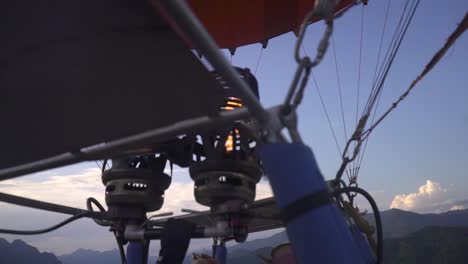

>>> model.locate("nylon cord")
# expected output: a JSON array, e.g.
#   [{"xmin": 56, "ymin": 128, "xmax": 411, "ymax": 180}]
[
  {"xmin": 303, "ymin": 44, "xmax": 343, "ymax": 158},
  {"xmin": 351, "ymin": 5, "xmax": 366, "ymax": 177},
  {"xmin": 365, "ymin": 0, "xmax": 415, "ymax": 116},
  {"xmin": 355, "ymin": 5, "xmax": 365, "ymax": 128},
  {"xmin": 331, "ymin": 35, "xmax": 349, "ymax": 152},
  {"xmin": 362, "ymin": 0, "xmax": 392, "ymax": 116},
  {"xmin": 362, "ymin": 12, "xmax": 467, "ymax": 142},
  {"xmin": 356, "ymin": 0, "xmax": 421, "ymax": 172},
  {"xmin": 352, "ymin": 0, "xmax": 418, "ymax": 176},
  {"xmin": 355, "ymin": 0, "xmax": 397, "ymax": 170},
  {"xmin": 336, "ymin": 0, "xmax": 421, "ymax": 183},
  {"xmin": 254, "ymin": 46, "xmax": 264, "ymax": 75}
]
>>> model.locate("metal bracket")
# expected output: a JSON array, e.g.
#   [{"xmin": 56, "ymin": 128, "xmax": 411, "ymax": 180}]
[
  {"xmin": 281, "ymin": 110, "xmax": 303, "ymax": 144},
  {"xmin": 263, "ymin": 106, "xmax": 302, "ymax": 144}
]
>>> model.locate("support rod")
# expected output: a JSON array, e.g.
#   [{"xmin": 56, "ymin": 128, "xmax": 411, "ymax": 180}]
[
  {"xmin": 0, "ymin": 192, "xmax": 108, "ymax": 219},
  {"xmin": 0, "ymin": 108, "xmax": 250, "ymax": 180},
  {"xmin": 155, "ymin": 0, "xmax": 270, "ymax": 127}
]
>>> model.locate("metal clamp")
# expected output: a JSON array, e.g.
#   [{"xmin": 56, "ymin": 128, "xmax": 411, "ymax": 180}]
[
  {"xmin": 281, "ymin": 109, "xmax": 303, "ymax": 144},
  {"xmin": 263, "ymin": 106, "xmax": 303, "ymax": 144},
  {"xmin": 342, "ymin": 114, "xmax": 369, "ymax": 162}
]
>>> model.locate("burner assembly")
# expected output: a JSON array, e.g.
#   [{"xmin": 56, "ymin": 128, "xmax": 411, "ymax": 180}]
[
  {"xmin": 190, "ymin": 158, "xmax": 262, "ymax": 212},
  {"xmin": 188, "ymin": 68, "xmax": 263, "ymax": 241},
  {"xmin": 101, "ymin": 155, "xmax": 172, "ymax": 221},
  {"xmin": 189, "ymin": 121, "xmax": 262, "ymax": 242},
  {"xmin": 97, "ymin": 68, "xmax": 265, "ymax": 242}
]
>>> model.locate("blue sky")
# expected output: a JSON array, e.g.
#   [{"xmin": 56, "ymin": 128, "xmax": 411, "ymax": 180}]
[
  {"xmin": 0, "ymin": 0, "xmax": 467, "ymax": 255},
  {"xmin": 227, "ymin": 0, "xmax": 467, "ymax": 207}
]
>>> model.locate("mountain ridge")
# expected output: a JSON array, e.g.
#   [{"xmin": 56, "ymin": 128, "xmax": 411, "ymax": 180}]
[
  {"xmin": 366, "ymin": 208, "xmax": 468, "ymax": 238},
  {"xmin": 383, "ymin": 226, "xmax": 468, "ymax": 264},
  {"xmin": 0, "ymin": 237, "xmax": 61, "ymax": 264}
]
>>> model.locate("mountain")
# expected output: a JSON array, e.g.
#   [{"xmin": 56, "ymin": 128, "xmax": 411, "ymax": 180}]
[
  {"xmin": 227, "ymin": 231, "xmax": 288, "ymax": 264},
  {"xmin": 366, "ymin": 208, "xmax": 468, "ymax": 238},
  {"xmin": 179, "ymin": 231, "xmax": 288, "ymax": 264},
  {"xmin": 0, "ymin": 238, "xmax": 61, "ymax": 264},
  {"xmin": 383, "ymin": 226, "xmax": 468, "ymax": 264},
  {"xmin": 59, "ymin": 248, "xmax": 120, "ymax": 264},
  {"xmin": 225, "ymin": 209, "xmax": 468, "ymax": 263},
  {"xmin": 59, "ymin": 248, "xmax": 158, "ymax": 264},
  {"xmin": 226, "ymin": 225, "xmax": 468, "ymax": 264}
]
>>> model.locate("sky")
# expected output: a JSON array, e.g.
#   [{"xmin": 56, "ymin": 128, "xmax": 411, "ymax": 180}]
[{"xmin": 0, "ymin": 0, "xmax": 467, "ymax": 256}]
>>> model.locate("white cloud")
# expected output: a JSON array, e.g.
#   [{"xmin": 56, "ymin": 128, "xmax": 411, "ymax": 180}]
[
  {"xmin": 390, "ymin": 180, "xmax": 447, "ymax": 212},
  {"xmin": 0, "ymin": 167, "xmax": 115, "ymax": 254},
  {"xmin": 0, "ymin": 168, "xmax": 105, "ymax": 209},
  {"xmin": 449, "ymin": 204, "xmax": 465, "ymax": 211},
  {"xmin": 256, "ymin": 181, "xmax": 274, "ymax": 200},
  {"xmin": 160, "ymin": 181, "xmax": 207, "ymax": 214},
  {"xmin": 0, "ymin": 166, "xmax": 274, "ymax": 215}
]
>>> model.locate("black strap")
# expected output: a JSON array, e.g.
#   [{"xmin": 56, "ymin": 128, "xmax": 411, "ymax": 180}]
[
  {"xmin": 158, "ymin": 219, "xmax": 194, "ymax": 264},
  {"xmin": 280, "ymin": 189, "xmax": 333, "ymax": 224}
]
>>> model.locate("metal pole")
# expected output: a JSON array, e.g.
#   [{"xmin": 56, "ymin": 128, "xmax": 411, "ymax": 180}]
[
  {"xmin": 156, "ymin": 0, "xmax": 270, "ymax": 127},
  {"xmin": 0, "ymin": 108, "xmax": 250, "ymax": 180},
  {"xmin": 0, "ymin": 192, "xmax": 108, "ymax": 219}
]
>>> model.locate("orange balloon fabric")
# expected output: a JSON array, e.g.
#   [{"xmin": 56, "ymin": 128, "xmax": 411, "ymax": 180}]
[{"xmin": 188, "ymin": 0, "xmax": 356, "ymax": 48}]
